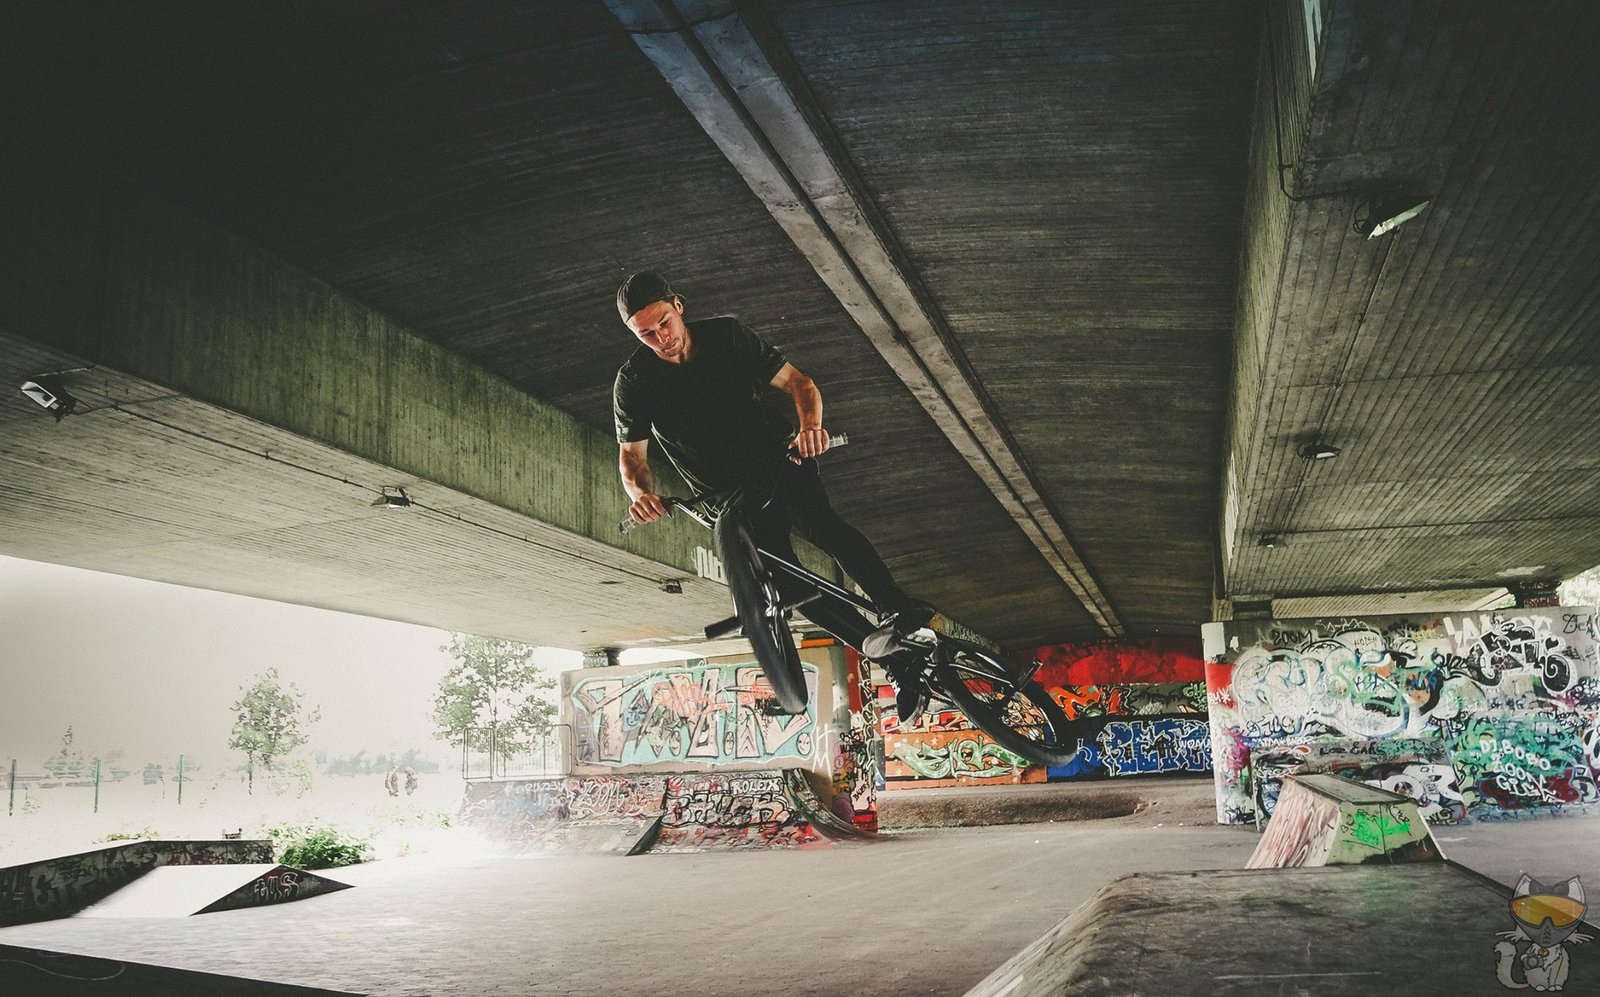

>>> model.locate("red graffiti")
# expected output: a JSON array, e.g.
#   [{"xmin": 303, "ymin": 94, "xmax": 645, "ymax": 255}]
[{"xmin": 1022, "ymin": 637, "xmax": 1205, "ymax": 686}]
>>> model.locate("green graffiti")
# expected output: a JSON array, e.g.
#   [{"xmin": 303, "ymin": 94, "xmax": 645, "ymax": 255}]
[
  {"xmin": 1347, "ymin": 809, "xmax": 1412, "ymax": 849},
  {"xmin": 894, "ymin": 738, "xmax": 1030, "ymax": 780}
]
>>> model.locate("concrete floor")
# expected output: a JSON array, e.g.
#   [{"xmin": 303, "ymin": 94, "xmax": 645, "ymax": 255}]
[{"xmin": 1, "ymin": 777, "xmax": 1596, "ymax": 996}]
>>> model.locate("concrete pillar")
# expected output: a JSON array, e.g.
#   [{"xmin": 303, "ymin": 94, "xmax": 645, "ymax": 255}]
[
  {"xmin": 1514, "ymin": 579, "xmax": 1561, "ymax": 608},
  {"xmin": 581, "ymin": 648, "xmax": 623, "ymax": 668}
]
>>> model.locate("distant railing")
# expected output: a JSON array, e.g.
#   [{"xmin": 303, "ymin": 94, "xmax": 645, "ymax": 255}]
[
  {"xmin": 5, "ymin": 756, "xmax": 194, "ymax": 815},
  {"xmin": 460, "ymin": 725, "xmax": 570, "ymax": 781}
]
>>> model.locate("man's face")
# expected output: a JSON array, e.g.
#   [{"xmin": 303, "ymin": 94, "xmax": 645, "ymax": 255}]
[{"xmin": 626, "ymin": 297, "xmax": 688, "ymax": 361}]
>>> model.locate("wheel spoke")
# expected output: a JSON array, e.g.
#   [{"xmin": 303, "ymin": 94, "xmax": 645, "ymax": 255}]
[{"xmin": 933, "ymin": 637, "xmax": 1076, "ymax": 766}]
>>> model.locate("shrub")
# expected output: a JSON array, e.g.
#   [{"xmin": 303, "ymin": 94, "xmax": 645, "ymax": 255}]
[
  {"xmin": 99, "ymin": 827, "xmax": 161, "ymax": 843},
  {"xmin": 266, "ymin": 823, "xmax": 369, "ymax": 869}
]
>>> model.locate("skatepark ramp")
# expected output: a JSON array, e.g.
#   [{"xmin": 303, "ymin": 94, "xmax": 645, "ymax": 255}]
[
  {"xmin": 79, "ymin": 863, "xmax": 351, "ymax": 917},
  {"xmin": 653, "ymin": 769, "xmax": 863, "ymax": 852},
  {"xmin": 964, "ymin": 862, "xmax": 1597, "ymax": 996},
  {"xmin": 0, "ymin": 838, "xmax": 273, "ymax": 926},
  {"xmin": 462, "ymin": 768, "xmax": 870, "ymax": 854},
  {"xmin": 1246, "ymin": 772, "xmax": 1443, "ymax": 868}
]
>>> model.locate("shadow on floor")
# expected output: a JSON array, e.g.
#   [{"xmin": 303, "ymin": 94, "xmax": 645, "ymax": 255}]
[{"xmin": 0, "ymin": 943, "xmax": 362, "ymax": 996}]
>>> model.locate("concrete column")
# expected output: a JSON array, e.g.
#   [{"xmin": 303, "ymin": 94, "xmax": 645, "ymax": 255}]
[
  {"xmin": 581, "ymin": 648, "xmax": 623, "ymax": 668},
  {"xmin": 1514, "ymin": 579, "xmax": 1561, "ymax": 608}
]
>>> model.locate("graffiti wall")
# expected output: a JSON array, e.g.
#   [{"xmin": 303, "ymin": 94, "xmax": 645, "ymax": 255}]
[
  {"xmin": 568, "ymin": 662, "xmax": 818, "ymax": 770},
  {"xmin": 1204, "ymin": 607, "xmax": 1600, "ymax": 824},
  {"xmin": 876, "ymin": 636, "xmax": 1212, "ymax": 787},
  {"xmin": 831, "ymin": 722, "xmax": 878, "ymax": 832},
  {"xmin": 556, "ymin": 651, "xmax": 879, "ymax": 834},
  {"xmin": 461, "ymin": 774, "xmax": 670, "ymax": 850},
  {"xmin": 461, "ymin": 769, "xmax": 869, "ymax": 852},
  {"xmin": 1028, "ymin": 636, "xmax": 1207, "ymax": 686},
  {"xmin": 653, "ymin": 770, "xmax": 860, "ymax": 851}
]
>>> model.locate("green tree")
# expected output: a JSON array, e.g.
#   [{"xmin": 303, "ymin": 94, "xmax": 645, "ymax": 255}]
[
  {"xmin": 1561, "ymin": 564, "xmax": 1600, "ymax": 610},
  {"xmin": 432, "ymin": 635, "xmax": 557, "ymax": 761},
  {"xmin": 229, "ymin": 668, "xmax": 320, "ymax": 795}
]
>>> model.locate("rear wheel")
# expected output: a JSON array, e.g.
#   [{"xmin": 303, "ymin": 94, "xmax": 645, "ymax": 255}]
[
  {"xmin": 716, "ymin": 514, "xmax": 808, "ymax": 713},
  {"xmin": 931, "ymin": 638, "xmax": 1080, "ymax": 765}
]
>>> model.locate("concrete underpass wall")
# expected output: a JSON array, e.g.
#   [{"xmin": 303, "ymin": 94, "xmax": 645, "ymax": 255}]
[
  {"xmin": 876, "ymin": 637, "xmax": 1211, "ymax": 787},
  {"xmin": 1204, "ymin": 607, "xmax": 1600, "ymax": 826},
  {"xmin": 0, "ymin": 179, "xmax": 704, "ymax": 578}
]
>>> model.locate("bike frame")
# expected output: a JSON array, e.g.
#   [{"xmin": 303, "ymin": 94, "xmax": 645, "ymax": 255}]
[
  {"xmin": 672, "ymin": 497, "xmax": 887, "ymax": 652},
  {"xmin": 627, "ymin": 485, "xmax": 1083, "ymax": 766}
]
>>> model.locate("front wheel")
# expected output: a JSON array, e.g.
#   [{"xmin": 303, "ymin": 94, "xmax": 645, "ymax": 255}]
[
  {"xmin": 931, "ymin": 638, "xmax": 1080, "ymax": 766},
  {"xmin": 716, "ymin": 514, "xmax": 808, "ymax": 714}
]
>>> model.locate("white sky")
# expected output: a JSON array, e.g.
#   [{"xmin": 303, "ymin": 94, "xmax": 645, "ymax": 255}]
[{"xmin": 0, "ymin": 554, "xmax": 584, "ymax": 773}]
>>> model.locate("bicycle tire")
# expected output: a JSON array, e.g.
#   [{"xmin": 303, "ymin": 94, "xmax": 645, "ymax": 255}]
[
  {"xmin": 931, "ymin": 637, "xmax": 1081, "ymax": 766},
  {"xmin": 717, "ymin": 514, "xmax": 809, "ymax": 714}
]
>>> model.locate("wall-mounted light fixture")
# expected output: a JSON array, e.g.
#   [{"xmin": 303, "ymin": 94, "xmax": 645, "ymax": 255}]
[
  {"xmin": 660, "ymin": 580, "xmax": 684, "ymax": 594},
  {"xmin": 1353, "ymin": 195, "xmax": 1431, "ymax": 239},
  {"xmin": 1297, "ymin": 442, "xmax": 1342, "ymax": 460},
  {"xmin": 371, "ymin": 487, "xmax": 412, "ymax": 509},
  {"xmin": 1258, "ymin": 535, "xmax": 1286, "ymax": 549},
  {"xmin": 19, "ymin": 376, "xmax": 79, "ymax": 422}
]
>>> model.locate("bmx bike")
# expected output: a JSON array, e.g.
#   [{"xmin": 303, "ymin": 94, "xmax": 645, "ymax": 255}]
[{"xmin": 619, "ymin": 436, "xmax": 1080, "ymax": 766}]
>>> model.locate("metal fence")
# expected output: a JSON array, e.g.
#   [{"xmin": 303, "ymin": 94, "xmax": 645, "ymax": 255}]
[
  {"xmin": 5, "ymin": 756, "xmax": 195, "ymax": 815},
  {"xmin": 460, "ymin": 725, "xmax": 570, "ymax": 781}
]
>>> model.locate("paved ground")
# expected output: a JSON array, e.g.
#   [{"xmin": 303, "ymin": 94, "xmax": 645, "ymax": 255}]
[{"xmin": 1, "ymin": 777, "xmax": 1596, "ymax": 996}]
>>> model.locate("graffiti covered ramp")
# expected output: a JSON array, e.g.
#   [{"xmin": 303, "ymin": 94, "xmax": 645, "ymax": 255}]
[
  {"xmin": 651, "ymin": 770, "xmax": 871, "ymax": 853},
  {"xmin": 77, "ymin": 864, "xmax": 351, "ymax": 917},
  {"xmin": 965, "ymin": 863, "xmax": 1600, "ymax": 997},
  {"xmin": 1247, "ymin": 773, "xmax": 1444, "ymax": 869},
  {"xmin": 463, "ymin": 770, "xmax": 874, "ymax": 854}
]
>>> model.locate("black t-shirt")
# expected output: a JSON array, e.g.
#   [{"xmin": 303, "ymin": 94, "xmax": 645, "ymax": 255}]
[{"xmin": 613, "ymin": 316, "xmax": 794, "ymax": 495}]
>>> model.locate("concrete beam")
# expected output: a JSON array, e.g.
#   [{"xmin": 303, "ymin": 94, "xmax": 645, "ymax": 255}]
[
  {"xmin": 0, "ymin": 177, "xmax": 760, "ymax": 647},
  {"xmin": 606, "ymin": 0, "xmax": 1124, "ymax": 637}
]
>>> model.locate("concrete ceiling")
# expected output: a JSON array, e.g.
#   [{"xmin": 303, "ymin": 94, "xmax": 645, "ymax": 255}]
[{"xmin": 2, "ymin": 1, "xmax": 1597, "ymax": 652}]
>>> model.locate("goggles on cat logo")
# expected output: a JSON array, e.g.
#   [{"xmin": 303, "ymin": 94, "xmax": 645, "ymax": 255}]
[{"xmin": 1512, "ymin": 894, "xmax": 1587, "ymax": 928}]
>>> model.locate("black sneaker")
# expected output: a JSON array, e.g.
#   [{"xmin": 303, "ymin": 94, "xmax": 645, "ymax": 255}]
[
  {"xmin": 893, "ymin": 599, "xmax": 938, "ymax": 635},
  {"xmin": 883, "ymin": 654, "xmax": 926, "ymax": 724},
  {"xmin": 861, "ymin": 599, "xmax": 938, "ymax": 660}
]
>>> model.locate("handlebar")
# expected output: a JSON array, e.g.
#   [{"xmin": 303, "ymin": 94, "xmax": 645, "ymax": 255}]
[{"xmin": 618, "ymin": 432, "xmax": 849, "ymax": 535}]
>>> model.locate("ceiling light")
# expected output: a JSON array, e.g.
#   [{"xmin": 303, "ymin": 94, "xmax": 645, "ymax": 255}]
[
  {"xmin": 1258, "ymin": 535, "xmax": 1286, "ymax": 549},
  {"xmin": 19, "ymin": 376, "xmax": 79, "ymax": 422},
  {"xmin": 1297, "ymin": 442, "xmax": 1341, "ymax": 460},
  {"xmin": 1354, "ymin": 196, "xmax": 1431, "ymax": 239},
  {"xmin": 660, "ymin": 580, "xmax": 683, "ymax": 594},
  {"xmin": 371, "ymin": 487, "xmax": 412, "ymax": 509}
]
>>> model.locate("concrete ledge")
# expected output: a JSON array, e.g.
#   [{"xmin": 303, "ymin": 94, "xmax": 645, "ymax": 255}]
[{"xmin": 965, "ymin": 862, "xmax": 1595, "ymax": 996}]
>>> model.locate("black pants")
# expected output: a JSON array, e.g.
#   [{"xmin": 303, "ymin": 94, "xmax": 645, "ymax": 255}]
[{"xmin": 713, "ymin": 459, "xmax": 910, "ymax": 648}]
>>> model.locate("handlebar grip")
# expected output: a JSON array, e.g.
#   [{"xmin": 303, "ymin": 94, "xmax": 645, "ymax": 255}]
[
  {"xmin": 619, "ymin": 497, "xmax": 680, "ymax": 535},
  {"xmin": 618, "ymin": 433, "xmax": 850, "ymax": 534}
]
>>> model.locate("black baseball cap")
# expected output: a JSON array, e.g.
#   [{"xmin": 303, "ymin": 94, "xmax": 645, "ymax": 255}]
[{"xmin": 616, "ymin": 271, "xmax": 680, "ymax": 322}]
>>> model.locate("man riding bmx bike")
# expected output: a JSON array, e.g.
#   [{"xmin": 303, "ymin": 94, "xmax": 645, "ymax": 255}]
[{"xmin": 613, "ymin": 270, "xmax": 934, "ymax": 719}]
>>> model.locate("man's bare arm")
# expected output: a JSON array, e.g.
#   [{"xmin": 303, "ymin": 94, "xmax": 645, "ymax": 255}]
[
  {"xmin": 770, "ymin": 362, "xmax": 829, "ymax": 459},
  {"xmin": 619, "ymin": 440, "xmax": 669, "ymax": 524}
]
